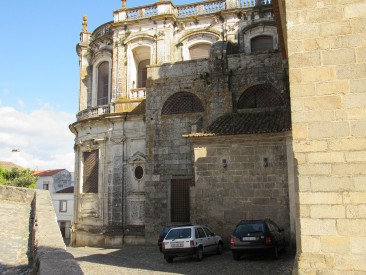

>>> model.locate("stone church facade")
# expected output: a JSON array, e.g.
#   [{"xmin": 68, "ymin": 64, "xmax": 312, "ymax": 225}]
[
  {"xmin": 70, "ymin": 0, "xmax": 294, "ymax": 248},
  {"xmin": 69, "ymin": 0, "xmax": 366, "ymax": 273}
]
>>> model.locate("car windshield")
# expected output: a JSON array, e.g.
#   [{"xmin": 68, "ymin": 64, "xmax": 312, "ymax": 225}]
[
  {"xmin": 161, "ymin": 227, "xmax": 172, "ymax": 235},
  {"xmin": 165, "ymin": 228, "xmax": 191, "ymax": 240},
  {"xmin": 235, "ymin": 223, "xmax": 265, "ymax": 235}
]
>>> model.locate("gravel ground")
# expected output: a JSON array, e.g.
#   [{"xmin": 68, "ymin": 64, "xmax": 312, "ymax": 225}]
[{"xmin": 68, "ymin": 245, "xmax": 295, "ymax": 275}]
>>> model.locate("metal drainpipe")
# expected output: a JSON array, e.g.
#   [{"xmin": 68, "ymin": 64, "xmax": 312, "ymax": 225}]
[{"xmin": 121, "ymin": 113, "xmax": 127, "ymax": 244}]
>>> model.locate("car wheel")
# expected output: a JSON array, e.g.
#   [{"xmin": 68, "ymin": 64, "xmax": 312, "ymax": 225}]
[
  {"xmin": 196, "ymin": 247, "xmax": 203, "ymax": 261},
  {"xmin": 216, "ymin": 242, "xmax": 223, "ymax": 255},
  {"xmin": 272, "ymin": 247, "xmax": 279, "ymax": 260},
  {"xmin": 164, "ymin": 255, "xmax": 173, "ymax": 263},
  {"xmin": 232, "ymin": 252, "xmax": 240, "ymax": 261}
]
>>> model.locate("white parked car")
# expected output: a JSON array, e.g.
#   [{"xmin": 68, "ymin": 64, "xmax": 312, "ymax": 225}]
[{"xmin": 162, "ymin": 225, "xmax": 223, "ymax": 263}]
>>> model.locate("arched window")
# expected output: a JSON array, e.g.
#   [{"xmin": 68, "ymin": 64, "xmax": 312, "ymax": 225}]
[
  {"xmin": 97, "ymin": 61, "xmax": 109, "ymax": 105},
  {"xmin": 251, "ymin": 36, "xmax": 273, "ymax": 52},
  {"xmin": 138, "ymin": 59, "xmax": 150, "ymax": 88},
  {"xmin": 237, "ymin": 84, "xmax": 284, "ymax": 109},
  {"xmin": 162, "ymin": 92, "xmax": 204, "ymax": 115},
  {"xmin": 189, "ymin": 43, "xmax": 211, "ymax": 60}
]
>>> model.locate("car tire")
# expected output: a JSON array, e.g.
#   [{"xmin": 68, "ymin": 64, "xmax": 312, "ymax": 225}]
[
  {"xmin": 164, "ymin": 255, "xmax": 173, "ymax": 263},
  {"xmin": 216, "ymin": 242, "xmax": 223, "ymax": 255},
  {"xmin": 196, "ymin": 247, "xmax": 203, "ymax": 261},
  {"xmin": 272, "ymin": 247, "xmax": 279, "ymax": 260},
  {"xmin": 232, "ymin": 252, "xmax": 240, "ymax": 261}
]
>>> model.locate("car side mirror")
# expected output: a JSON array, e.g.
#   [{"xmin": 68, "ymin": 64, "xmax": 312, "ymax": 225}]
[{"xmin": 211, "ymin": 233, "xmax": 215, "ymax": 236}]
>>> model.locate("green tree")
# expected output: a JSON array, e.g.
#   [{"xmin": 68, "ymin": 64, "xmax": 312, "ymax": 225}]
[{"xmin": 0, "ymin": 166, "xmax": 37, "ymax": 188}]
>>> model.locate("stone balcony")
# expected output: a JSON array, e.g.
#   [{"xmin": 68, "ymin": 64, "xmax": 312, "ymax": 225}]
[
  {"xmin": 76, "ymin": 88, "xmax": 146, "ymax": 121},
  {"xmin": 114, "ymin": 0, "xmax": 272, "ymax": 22}
]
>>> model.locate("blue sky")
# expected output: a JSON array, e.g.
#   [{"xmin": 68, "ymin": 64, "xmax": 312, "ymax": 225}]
[{"xmin": 0, "ymin": 0, "xmax": 196, "ymax": 171}]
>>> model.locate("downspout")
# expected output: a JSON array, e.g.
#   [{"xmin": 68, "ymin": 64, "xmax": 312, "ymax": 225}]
[
  {"xmin": 69, "ymin": 124, "xmax": 79, "ymax": 246},
  {"xmin": 121, "ymin": 113, "xmax": 128, "ymax": 243}
]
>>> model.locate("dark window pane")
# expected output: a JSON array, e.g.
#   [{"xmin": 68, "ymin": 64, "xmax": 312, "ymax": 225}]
[
  {"xmin": 251, "ymin": 35, "xmax": 273, "ymax": 52},
  {"xmin": 97, "ymin": 62, "xmax": 109, "ymax": 105},
  {"xmin": 138, "ymin": 59, "xmax": 150, "ymax": 88},
  {"xmin": 135, "ymin": 166, "xmax": 144, "ymax": 180}
]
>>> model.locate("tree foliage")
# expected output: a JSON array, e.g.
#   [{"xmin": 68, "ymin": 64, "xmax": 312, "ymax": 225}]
[{"xmin": 0, "ymin": 166, "xmax": 37, "ymax": 188}]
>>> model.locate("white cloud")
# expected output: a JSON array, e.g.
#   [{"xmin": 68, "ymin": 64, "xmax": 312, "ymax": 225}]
[{"xmin": 0, "ymin": 105, "xmax": 75, "ymax": 171}]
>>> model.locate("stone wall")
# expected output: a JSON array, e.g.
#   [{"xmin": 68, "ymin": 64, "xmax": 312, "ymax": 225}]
[
  {"xmin": 190, "ymin": 133, "xmax": 291, "ymax": 242},
  {"xmin": 286, "ymin": 0, "xmax": 366, "ymax": 273},
  {"xmin": 0, "ymin": 185, "xmax": 82, "ymax": 274},
  {"xmin": 144, "ymin": 50, "xmax": 288, "ymax": 242}
]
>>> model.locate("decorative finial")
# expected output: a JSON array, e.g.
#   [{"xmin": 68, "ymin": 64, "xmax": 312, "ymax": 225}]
[
  {"xmin": 82, "ymin": 16, "xmax": 88, "ymax": 33},
  {"xmin": 122, "ymin": 0, "xmax": 127, "ymax": 9}
]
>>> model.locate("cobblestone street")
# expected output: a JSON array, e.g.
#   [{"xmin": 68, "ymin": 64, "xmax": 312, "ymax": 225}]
[{"xmin": 68, "ymin": 245, "xmax": 295, "ymax": 275}]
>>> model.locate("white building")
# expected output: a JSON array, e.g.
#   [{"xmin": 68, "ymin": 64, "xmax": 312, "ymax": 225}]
[{"xmin": 33, "ymin": 169, "xmax": 74, "ymax": 238}]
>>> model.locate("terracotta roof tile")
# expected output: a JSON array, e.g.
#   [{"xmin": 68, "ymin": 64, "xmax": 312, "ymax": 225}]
[
  {"xmin": 181, "ymin": 109, "xmax": 292, "ymax": 138},
  {"xmin": 32, "ymin": 169, "xmax": 66, "ymax": 177},
  {"xmin": 205, "ymin": 109, "xmax": 291, "ymax": 136}
]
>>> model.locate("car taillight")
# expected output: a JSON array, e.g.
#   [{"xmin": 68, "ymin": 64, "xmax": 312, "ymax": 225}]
[
  {"xmin": 265, "ymin": 236, "xmax": 272, "ymax": 245},
  {"xmin": 230, "ymin": 236, "xmax": 235, "ymax": 247},
  {"xmin": 162, "ymin": 242, "xmax": 165, "ymax": 250},
  {"xmin": 190, "ymin": 240, "xmax": 195, "ymax": 247}
]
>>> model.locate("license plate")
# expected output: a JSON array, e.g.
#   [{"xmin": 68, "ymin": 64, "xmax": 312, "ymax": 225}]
[
  {"xmin": 242, "ymin": 237, "xmax": 256, "ymax": 241},
  {"xmin": 171, "ymin": 242, "xmax": 184, "ymax": 248}
]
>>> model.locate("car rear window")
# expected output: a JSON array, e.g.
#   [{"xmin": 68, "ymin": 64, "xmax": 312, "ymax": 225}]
[
  {"xmin": 165, "ymin": 228, "xmax": 191, "ymax": 240},
  {"xmin": 234, "ymin": 223, "xmax": 265, "ymax": 235}
]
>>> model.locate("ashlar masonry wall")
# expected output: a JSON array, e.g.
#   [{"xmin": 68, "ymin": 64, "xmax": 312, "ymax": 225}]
[
  {"xmin": 190, "ymin": 133, "xmax": 291, "ymax": 242},
  {"xmin": 286, "ymin": 0, "xmax": 366, "ymax": 273},
  {"xmin": 144, "ymin": 49, "xmax": 288, "ymax": 242}
]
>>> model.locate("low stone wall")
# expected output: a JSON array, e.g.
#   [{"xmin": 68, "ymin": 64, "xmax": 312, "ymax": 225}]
[{"xmin": 0, "ymin": 186, "xmax": 83, "ymax": 274}]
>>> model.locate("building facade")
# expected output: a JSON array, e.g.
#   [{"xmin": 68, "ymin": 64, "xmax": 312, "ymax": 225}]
[
  {"xmin": 70, "ymin": 0, "xmax": 294, "ymax": 247},
  {"xmin": 69, "ymin": 0, "xmax": 366, "ymax": 273},
  {"xmin": 33, "ymin": 169, "xmax": 74, "ymax": 238},
  {"xmin": 281, "ymin": 0, "xmax": 366, "ymax": 273}
]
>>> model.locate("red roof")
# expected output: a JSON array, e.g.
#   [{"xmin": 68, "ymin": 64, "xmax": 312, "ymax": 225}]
[{"xmin": 32, "ymin": 169, "xmax": 66, "ymax": 177}]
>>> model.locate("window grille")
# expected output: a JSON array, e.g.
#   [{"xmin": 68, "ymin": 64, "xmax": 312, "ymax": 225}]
[
  {"xmin": 237, "ymin": 84, "xmax": 284, "ymax": 109},
  {"xmin": 171, "ymin": 179, "xmax": 191, "ymax": 222},
  {"xmin": 162, "ymin": 92, "xmax": 204, "ymax": 115},
  {"xmin": 83, "ymin": 150, "xmax": 99, "ymax": 193}
]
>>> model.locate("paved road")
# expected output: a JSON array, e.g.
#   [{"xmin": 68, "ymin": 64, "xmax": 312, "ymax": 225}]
[{"xmin": 68, "ymin": 245, "xmax": 295, "ymax": 275}]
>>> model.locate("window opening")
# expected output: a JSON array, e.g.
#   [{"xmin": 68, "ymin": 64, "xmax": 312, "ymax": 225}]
[
  {"xmin": 97, "ymin": 61, "xmax": 109, "ymax": 105},
  {"xmin": 251, "ymin": 36, "xmax": 273, "ymax": 52},
  {"xmin": 59, "ymin": 200, "xmax": 67, "ymax": 212},
  {"xmin": 134, "ymin": 166, "xmax": 144, "ymax": 180},
  {"xmin": 83, "ymin": 150, "xmax": 99, "ymax": 193},
  {"xmin": 138, "ymin": 59, "xmax": 150, "ymax": 88},
  {"xmin": 171, "ymin": 179, "xmax": 191, "ymax": 222},
  {"xmin": 162, "ymin": 92, "xmax": 204, "ymax": 115},
  {"xmin": 237, "ymin": 84, "xmax": 284, "ymax": 109},
  {"xmin": 189, "ymin": 43, "xmax": 211, "ymax": 60}
]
